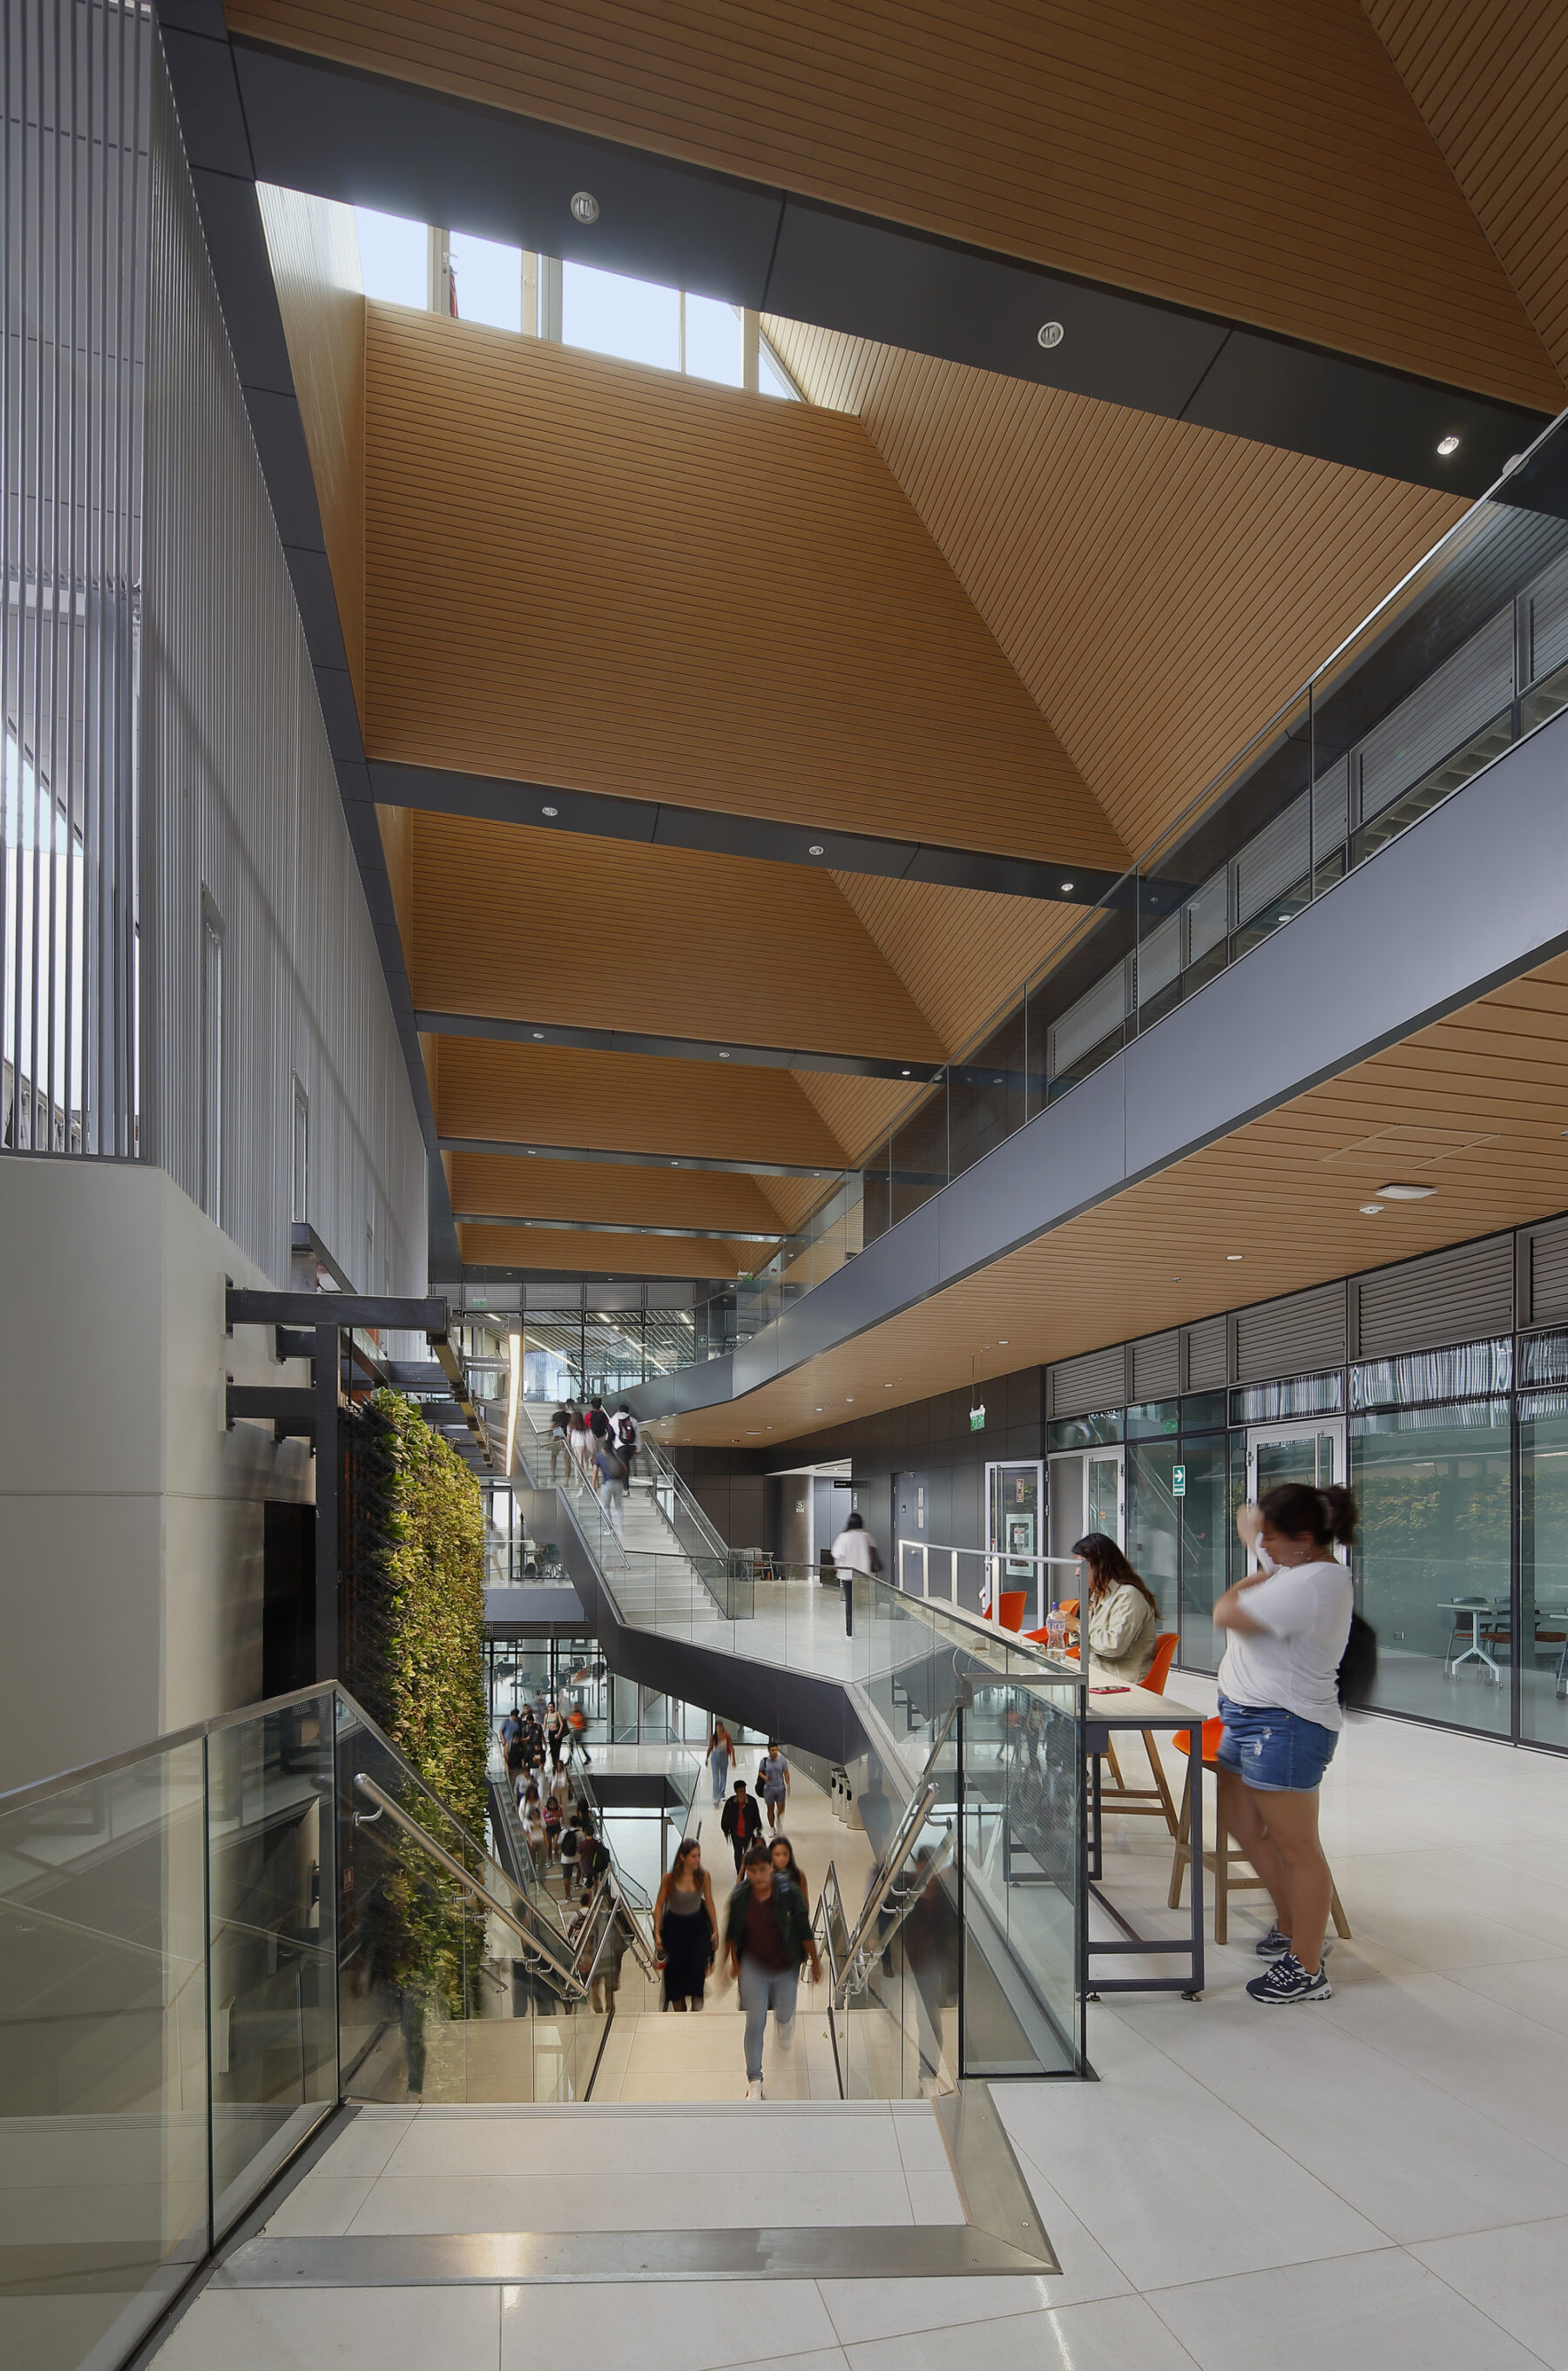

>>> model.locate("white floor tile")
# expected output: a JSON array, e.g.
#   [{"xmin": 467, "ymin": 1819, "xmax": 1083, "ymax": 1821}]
[
  {"xmin": 1146, "ymin": 2244, "xmax": 1544, "ymax": 2370},
  {"xmin": 348, "ymin": 2168, "xmax": 915, "ymax": 2233},
  {"xmin": 314, "ymin": 2116, "xmax": 421, "ymax": 2178},
  {"xmin": 841, "ymin": 2290, "xmax": 1200, "ymax": 2371},
  {"xmin": 260, "ymin": 2173, "xmax": 375, "ymax": 2238},
  {"xmin": 498, "ymin": 2277, "xmax": 836, "ymax": 2371},
  {"xmin": 901, "ymin": 2169, "xmax": 964, "ymax": 2224},
  {"xmin": 376, "ymin": 2106, "xmax": 904, "ymax": 2178},
  {"xmin": 1409, "ymin": 2213, "xmax": 1568, "ymax": 2366},
  {"xmin": 154, "ymin": 2284, "xmax": 500, "ymax": 2370}
]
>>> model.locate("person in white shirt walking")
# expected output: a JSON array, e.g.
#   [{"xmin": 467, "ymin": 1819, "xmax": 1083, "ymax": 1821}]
[
  {"xmin": 1213, "ymin": 1482, "xmax": 1356, "ymax": 2006},
  {"xmin": 830, "ymin": 1510, "xmax": 880, "ymax": 1636}
]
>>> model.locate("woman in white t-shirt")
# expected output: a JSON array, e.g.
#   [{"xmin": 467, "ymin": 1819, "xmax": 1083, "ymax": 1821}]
[{"xmin": 1213, "ymin": 1482, "xmax": 1355, "ymax": 2008}]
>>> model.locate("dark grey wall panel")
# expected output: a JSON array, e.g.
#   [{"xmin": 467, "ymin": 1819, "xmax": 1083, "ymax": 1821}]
[
  {"xmin": 1354, "ymin": 1237, "xmax": 1515, "ymax": 1358},
  {"xmin": 1234, "ymin": 1285, "xmax": 1347, "ymax": 1385}
]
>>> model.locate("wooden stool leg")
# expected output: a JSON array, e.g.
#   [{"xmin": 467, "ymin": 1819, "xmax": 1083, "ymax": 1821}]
[
  {"xmin": 1142, "ymin": 1729, "xmax": 1179, "ymax": 1837},
  {"xmin": 1104, "ymin": 1736, "xmax": 1125, "ymax": 1790},
  {"xmin": 1330, "ymin": 1881, "xmax": 1351, "ymax": 1939},
  {"xmin": 1213, "ymin": 1806, "xmax": 1229, "ymax": 1946},
  {"xmin": 1167, "ymin": 1768, "xmax": 1193, "ymax": 1910}
]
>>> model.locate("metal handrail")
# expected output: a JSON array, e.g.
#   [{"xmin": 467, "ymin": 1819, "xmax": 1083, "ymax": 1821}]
[
  {"xmin": 837, "ymin": 1780, "xmax": 940, "ymax": 1973},
  {"xmin": 835, "ymin": 1825, "xmax": 955, "ymax": 2008},
  {"xmin": 352, "ymin": 1774, "xmax": 587, "ymax": 1996}
]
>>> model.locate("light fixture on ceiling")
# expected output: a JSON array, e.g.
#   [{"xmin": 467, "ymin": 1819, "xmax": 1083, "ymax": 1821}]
[
  {"xmin": 902, "ymin": 1068, "xmax": 911, "ymax": 1077},
  {"xmin": 1060, "ymin": 881, "xmax": 1073, "ymax": 893},
  {"xmin": 808, "ymin": 843, "xmax": 825, "ymax": 856},
  {"xmin": 541, "ymin": 806, "xmax": 558, "ymax": 818},
  {"xmin": 1361, "ymin": 1202, "xmax": 1385, "ymax": 1215},
  {"xmin": 719, "ymin": 1050, "xmax": 730, "ymax": 1059},
  {"xmin": 1436, "ymin": 434, "xmax": 1461, "ymax": 456},
  {"xmin": 998, "ymin": 1338, "xmax": 1009, "ymax": 1344},
  {"xmin": 1227, "ymin": 1253, "xmax": 1243, "ymax": 1260},
  {"xmin": 532, "ymin": 1031, "xmax": 544, "ymax": 1039},
  {"xmin": 1378, "ymin": 1182, "xmax": 1436, "ymax": 1199},
  {"xmin": 816, "ymin": 1406, "xmax": 823, "ymax": 1412},
  {"xmin": 571, "ymin": 191, "xmax": 599, "ymax": 223},
  {"xmin": 885, "ymin": 1382, "xmax": 894, "ymax": 1388},
  {"xmin": 846, "ymin": 1396, "xmax": 855, "ymax": 1402},
  {"xmin": 1037, "ymin": 321, "xmax": 1064, "ymax": 349},
  {"xmin": 528, "ymin": 1148, "xmax": 537, "ymax": 1156}
]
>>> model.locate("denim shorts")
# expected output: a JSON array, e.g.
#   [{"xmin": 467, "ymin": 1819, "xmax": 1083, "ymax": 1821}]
[{"xmin": 1216, "ymin": 1693, "xmax": 1338, "ymax": 1793}]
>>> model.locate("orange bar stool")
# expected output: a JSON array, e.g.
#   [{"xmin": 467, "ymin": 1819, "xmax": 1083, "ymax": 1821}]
[
  {"xmin": 996, "ymin": 1589, "xmax": 1028, "ymax": 1632},
  {"xmin": 1168, "ymin": 1717, "xmax": 1351, "ymax": 1945},
  {"xmin": 1094, "ymin": 1632, "xmax": 1179, "ymax": 1837}
]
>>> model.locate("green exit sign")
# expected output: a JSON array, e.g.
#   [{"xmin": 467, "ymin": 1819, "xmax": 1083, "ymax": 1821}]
[
  {"xmin": 970, "ymin": 1402, "xmax": 986, "ymax": 1432},
  {"xmin": 1173, "ymin": 1463, "xmax": 1186, "ymax": 1497}
]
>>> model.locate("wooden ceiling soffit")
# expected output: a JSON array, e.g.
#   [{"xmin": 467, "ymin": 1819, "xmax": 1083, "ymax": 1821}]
[
  {"xmin": 456, "ymin": 1223, "xmax": 753, "ymax": 1278},
  {"xmin": 446, "ymin": 1152, "xmax": 786, "ymax": 1234},
  {"xmin": 216, "ymin": 16, "xmax": 1556, "ymax": 484},
  {"xmin": 366, "ymin": 321, "xmax": 1124, "ymax": 873},
  {"xmin": 408, "ymin": 813, "xmax": 948, "ymax": 1064},
  {"xmin": 413, "ymin": 1008, "xmax": 942, "ymax": 1085},
  {"xmin": 432, "ymin": 1037, "xmax": 850, "ymax": 1169},
  {"xmin": 372, "ymin": 759, "xmax": 1122, "ymax": 907},
  {"xmin": 659, "ymin": 951, "xmax": 1568, "ymax": 1443}
]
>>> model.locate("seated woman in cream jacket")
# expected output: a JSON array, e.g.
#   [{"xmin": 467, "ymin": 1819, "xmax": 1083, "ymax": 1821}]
[{"xmin": 1072, "ymin": 1533, "xmax": 1160, "ymax": 1683}]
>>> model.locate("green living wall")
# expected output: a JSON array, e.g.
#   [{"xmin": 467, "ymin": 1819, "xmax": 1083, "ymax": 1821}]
[{"xmin": 343, "ymin": 1388, "xmax": 489, "ymax": 1839}]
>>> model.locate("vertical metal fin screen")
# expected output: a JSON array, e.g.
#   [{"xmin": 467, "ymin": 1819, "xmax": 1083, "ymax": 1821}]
[{"xmin": 3, "ymin": 0, "xmax": 145, "ymax": 1155}]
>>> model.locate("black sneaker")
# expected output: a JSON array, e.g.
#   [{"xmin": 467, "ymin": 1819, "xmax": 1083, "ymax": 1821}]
[
  {"xmin": 1246, "ymin": 1951, "xmax": 1332, "ymax": 2005},
  {"xmin": 1254, "ymin": 1924, "xmax": 1291, "ymax": 1958}
]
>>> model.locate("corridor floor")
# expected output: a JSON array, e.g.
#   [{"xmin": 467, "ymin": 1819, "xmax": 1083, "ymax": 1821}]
[{"xmin": 149, "ymin": 1706, "xmax": 1568, "ymax": 2370}]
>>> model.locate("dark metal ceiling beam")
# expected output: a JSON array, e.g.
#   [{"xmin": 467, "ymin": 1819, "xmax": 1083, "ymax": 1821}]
[
  {"xmin": 178, "ymin": 17, "xmax": 1551, "ymax": 493},
  {"xmin": 455, "ymin": 1213, "xmax": 782, "ymax": 1244},
  {"xmin": 417, "ymin": 1009, "xmax": 941, "ymax": 1082},
  {"xmin": 379, "ymin": 761, "xmax": 1119, "ymax": 906},
  {"xmin": 439, "ymin": 1137, "xmax": 845, "ymax": 1181}
]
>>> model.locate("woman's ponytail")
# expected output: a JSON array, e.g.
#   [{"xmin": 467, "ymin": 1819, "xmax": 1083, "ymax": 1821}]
[
  {"xmin": 1318, "ymin": 1484, "xmax": 1358, "ymax": 1549},
  {"xmin": 1258, "ymin": 1480, "xmax": 1358, "ymax": 1550}
]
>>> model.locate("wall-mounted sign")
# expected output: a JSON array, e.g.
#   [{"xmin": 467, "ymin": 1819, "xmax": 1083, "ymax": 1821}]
[{"xmin": 1173, "ymin": 1463, "xmax": 1186, "ymax": 1498}]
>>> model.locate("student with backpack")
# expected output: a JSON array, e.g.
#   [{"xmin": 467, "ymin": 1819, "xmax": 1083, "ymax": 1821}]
[
  {"xmin": 541, "ymin": 1792, "xmax": 563, "ymax": 1866},
  {"xmin": 612, "ymin": 1403, "xmax": 641, "ymax": 1472}
]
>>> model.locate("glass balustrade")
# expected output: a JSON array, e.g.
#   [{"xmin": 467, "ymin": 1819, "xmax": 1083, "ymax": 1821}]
[{"xmin": 664, "ymin": 411, "xmax": 1568, "ymax": 1372}]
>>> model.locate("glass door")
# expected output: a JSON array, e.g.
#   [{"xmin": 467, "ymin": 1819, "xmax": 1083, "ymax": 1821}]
[
  {"xmin": 1046, "ymin": 1449, "xmax": 1124, "ymax": 1625},
  {"xmin": 1244, "ymin": 1418, "xmax": 1347, "ymax": 1567},
  {"xmin": 987, "ymin": 1461, "xmax": 1044, "ymax": 1627}
]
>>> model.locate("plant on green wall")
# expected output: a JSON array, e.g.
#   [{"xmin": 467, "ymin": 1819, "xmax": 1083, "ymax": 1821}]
[{"xmin": 341, "ymin": 1389, "xmax": 489, "ymax": 2029}]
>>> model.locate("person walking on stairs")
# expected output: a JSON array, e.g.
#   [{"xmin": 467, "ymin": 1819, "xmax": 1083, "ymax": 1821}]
[
  {"xmin": 549, "ymin": 1402, "xmax": 571, "ymax": 1484},
  {"xmin": 726, "ymin": 1843, "xmax": 821, "ymax": 2099},
  {"xmin": 706, "ymin": 1720, "xmax": 733, "ymax": 1808},
  {"xmin": 653, "ymin": 1836, "xmax": 718, "ymax": 2010},
  {"xmin": 594, "ymin": 1431, "xmax": 629, "ymax": 1540},
  {"xmin": 758, "ymin": 1740, "xmax": 790, "ymax": 1831},
  {"xmin": 721, "ymin": 1777, "xmax": 762, "ymax": 1872}
]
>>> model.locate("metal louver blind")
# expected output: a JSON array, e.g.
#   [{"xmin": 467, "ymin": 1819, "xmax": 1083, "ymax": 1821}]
[
  {"xmin": 1531, "ymin": 1223, "xmax": 1568, "ymax": 1325},
  {"xmin": 1131, "ymin": 1332, "xmax": 1179, "ymax": 1399},
  {"xmin": 1525, "ymin": 550, "xmax": 1568, "ymax": 689},
  {"xmin": 1312, "ymin": 758, "xmax": 1349, "ymax": 856},
  {"xmin": 1356, "ymin": 611, "xmax": 1514, "ymax": 826},
  {"xmin": 1233, "ymin": 794, "xmax": 1310, "ymax": 927},
  {"xmin": 1136, "ymin": 911, "xmax": 1181, "ymax": 1005},
  {"xmin": 1186, "ymin": 868, "xmax": 1228, "ymax": 963},
  {"xmin": 1184, "ymin": 1316, "xmax": 1227, "ymax": 1390},
  {"xmin": 1050, "ymin": 1343, "xmax": 1127, "ymax": 1417},
  {"xmin": 1355, "ymin": 1236, "xmax": 1514, "ymax": 1359},
  {"xmin": 1049, "ymin": 963, "xmax": 1127, "ymax": 1077},
  {"xmin": 1233, "ymin": 1284, "xmax": 1346, "ymax": 1384}
]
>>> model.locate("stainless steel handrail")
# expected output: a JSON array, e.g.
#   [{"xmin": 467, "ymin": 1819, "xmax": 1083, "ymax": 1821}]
[
  {"xmin": 835, "ymin": 1825, "xmax": 955, "ymax": 2009},
  {"xmin": 837, "ymin": 1780, "xmax": 940, "ymax": 1975},
  {"xmin": 353, "ymin": 1774, "xmax": 588, "ymax": 1996}
]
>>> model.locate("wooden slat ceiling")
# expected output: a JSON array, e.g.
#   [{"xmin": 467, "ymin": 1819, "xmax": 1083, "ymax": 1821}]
[
  {"xmin": 434, "ymin": 1037, "xmax": 852, "ymax": 1169},
  {"xmin": 461, "ymin": 1223, "xmax": 754, "ymax": 1277},
  {"xmin": 658, "ymin": 949, "xmax": 1568, "ymax": 1443},
  {"xmin": 258, "ymin": 184, "xmax": 366, "ymax": 706},
  {"xmin": 408, "ymin": 811, "xmax": 945, "ymax": 1061},
  {"xmin": 447, "ymin": 1151, "xmax": 785, "ymax": 1233},
  {"xmin": 363, "ymin": 309, "xmax": 1125, "ymax": 868},
  {"xmin": 763, "ymin": 322, "xmax": 1468, "ymax": 859},
  {"xmin": 1367, "ymin": 0, "xmax": 1568, "ymax": 382},
  {"xmin": 226, "ymin": 0, "xmax": 1562, "ymax": 408}
]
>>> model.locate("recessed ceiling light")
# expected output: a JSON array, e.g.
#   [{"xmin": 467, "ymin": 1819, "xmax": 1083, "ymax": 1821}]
[
  {"xmin": 1436, "ymin": 434, "xmax": 1461, "ymax": 456},
  {"xmin": 719, "ymin": 1050, "xmax": 730, "ymax": 1058},
  {"xmin": 1378, "ymin": 1182, "xmax": 1436, "ymax": 1199},
  {"xmin": 1060, "ymin": 881, "xmax": 1073, "ymax": 892},
  {"xmin": 998, "ymin": 1338, "xmax": 1009, "ymax": 1344},
  {"xmin": 815, "ymin": 1406, "xmax": 823, "ymax": 1412},
  {"xmin": 532, "ymin": 1031, "xmax": 544, "ymax": 1039},
  {"xmin": 885, "ymin": 1382, "xmax": 894, "ymax": 1388},
  {"xmin": 808, "ymin": 843, "xmax": 825, "ymax": 856},
  {"xmin": 902, "ymin": 1068, "xmax": 911, "ymax": 1077},
  {"xmin": 846, "ymin": 1396, "xmax": 855, "ymax": 1402},
  {"xmin": 542, "ymin": 805, "xmax": 558, "ymax": 817},
  {"xmin": 1037, "ymin": 321, "xmax": 1064, "ymax": 349},
  {"xmin": 1227, "ymin": 1253, "xmax": 1243, "ymax": 1260},
  {"xmin": 1361, "ymin": 1202, "xmax": 1385, "ymax": 1215}
]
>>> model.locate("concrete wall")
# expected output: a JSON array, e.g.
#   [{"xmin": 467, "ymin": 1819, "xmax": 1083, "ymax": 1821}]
[{"xmin": 0, "ymin": 1159, "xmax": 317, "ymax": 1791}]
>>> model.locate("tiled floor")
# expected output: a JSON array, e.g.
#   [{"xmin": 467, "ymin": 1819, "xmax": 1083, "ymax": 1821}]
[{"xmin": 153, "ymin": 1704, "xmax": 1568, "ymax": 2369}]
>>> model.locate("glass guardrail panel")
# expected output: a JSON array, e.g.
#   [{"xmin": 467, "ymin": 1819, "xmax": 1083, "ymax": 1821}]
[
  {"xmin": 0, "ymin": 1737, "xmax": 210, "ymax": 2371},
  {"xmin": 958, "ymin": 1679, "xmax": 1084, "ymax": 2077},
  {"xmin": 206, "ymin": 1690, "xmax": 338, "ymax": 2235},
  {"xmin": 336, "ymin": 1778, "xmax": 484, "ymax": 2104},
  {"xmin": 839, "ymin": 1811, "xmax": 959, "ymax": 2100}
]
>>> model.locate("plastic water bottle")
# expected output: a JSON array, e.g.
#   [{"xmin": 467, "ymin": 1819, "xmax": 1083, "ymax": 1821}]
[{"xmin": 1045, "ymin": 1601, "xmax": 1067, "ymax": 1658}]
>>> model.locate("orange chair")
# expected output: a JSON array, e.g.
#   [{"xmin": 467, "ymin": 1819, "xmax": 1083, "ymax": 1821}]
[
  {"xmin": 996, "ymin": 1590, "xmax": 1028, "ymax": 1632},
  {"xmin": 1167, "ymin": 1718, "xmax": 1351, "ymax": 1944},
  {"xmin": 1095, "ymin": 1632, "xmax": 1179, "ymax": 1836}
]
